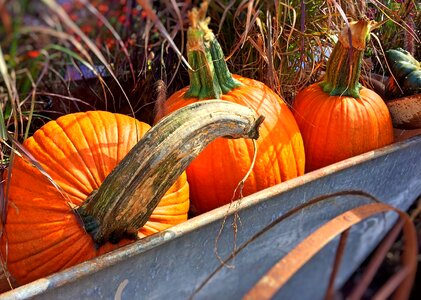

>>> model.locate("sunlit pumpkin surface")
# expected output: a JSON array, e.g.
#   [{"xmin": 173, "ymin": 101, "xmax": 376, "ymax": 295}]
[
  {"xmin": 1, "ymin": 111, "xmax": 189, "ymax": 285},
  {"xmin": 162, "ymin": 75, "xmax": 305, "ymax": 213},
  {"xmin": 293, "ymin": 84, "xmax": 394, "ymax": 172}
]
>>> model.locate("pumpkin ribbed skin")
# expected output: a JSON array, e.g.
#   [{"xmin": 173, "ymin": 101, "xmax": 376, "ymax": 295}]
[
  {"xmin": 293, "ymin": 84, "xmax": 394, "ymax": 171},
  {"xmin": 293, "ymin": 20, "xmax": 394, "ymax": 171},
  {"xmin": 1, "ymin": 111, "xmax": 189, "ymax": 284},
  {"xmin": 162, "ymin": 75, "xmax": 305, "ymax": 213}
]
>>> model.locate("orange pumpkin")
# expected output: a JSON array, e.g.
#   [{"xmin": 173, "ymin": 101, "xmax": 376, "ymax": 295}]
[
  {"xmin": 293, "ymin": 20, "xmax": 393, "ymax": 172},
  {"xmin": 1, "ymin": 111, "xmax": 189, "ymax": 284},
  {"xmin": 157, "ymin": 4, "xmax": 305, "ymax": 213}
]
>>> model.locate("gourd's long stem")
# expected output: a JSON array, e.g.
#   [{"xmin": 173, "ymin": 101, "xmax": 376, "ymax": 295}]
[{"xmin": 77, "ymin": 100, "xmax": 264, "ymax": 246}]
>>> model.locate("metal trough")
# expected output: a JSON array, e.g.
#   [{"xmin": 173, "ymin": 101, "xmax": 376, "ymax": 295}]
[{"xmin": 1, "ymin": 134, "xmax": 421, "ymax": 300}]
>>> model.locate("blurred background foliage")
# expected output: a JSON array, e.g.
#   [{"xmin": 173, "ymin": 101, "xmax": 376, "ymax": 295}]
[{"xmin": 0, "ymin": 0, "xmax": 419, "ymax": 144}]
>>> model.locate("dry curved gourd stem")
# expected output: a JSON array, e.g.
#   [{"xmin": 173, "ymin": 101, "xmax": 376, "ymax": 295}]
[{"xmin": 78, "ymin": 100, "xmax": 264, "ymax": 246}]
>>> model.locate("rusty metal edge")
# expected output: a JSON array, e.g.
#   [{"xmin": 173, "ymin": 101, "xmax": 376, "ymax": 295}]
[{"xmin": 1, "ymin": 135, "xmax": 420, "ymax": 299}]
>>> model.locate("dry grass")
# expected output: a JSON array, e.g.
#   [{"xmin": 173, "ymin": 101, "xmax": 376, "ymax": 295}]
[
  {"xmin": 207, "ymin": 0, "xmax": 419, "ymax": 101},
  {"xmin": 0, "ymin": 1, "xmax": 419, "ymax": 141}
]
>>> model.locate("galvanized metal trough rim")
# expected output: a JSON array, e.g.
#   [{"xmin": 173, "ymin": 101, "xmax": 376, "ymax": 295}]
[{"xmin": 1, "ymin": 135, "xmax": 420, "ymax": 299}]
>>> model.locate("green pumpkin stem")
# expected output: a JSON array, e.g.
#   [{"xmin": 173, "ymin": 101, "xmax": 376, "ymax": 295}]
[
  {"xmin": 320, "ymin": 19, "xmax": 377, "ymax": 98},
  {"xmin": 184, "ymin": 1, "xmax": 241, "ymax": 99},
  {"xmin": 77, "ymin": 100, "xmax": 264, "ymax": 247}
]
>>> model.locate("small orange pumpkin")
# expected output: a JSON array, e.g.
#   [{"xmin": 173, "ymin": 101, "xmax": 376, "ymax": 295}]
[
  {"xmin": 157, "ymin": 4, "xmax": 305, "ymax": 214},
  {"xmin": 1, "ymin": 111, "xmax": 189, "ymax": 284},
  {"xmin": 293, "ymin": 20, "xmax": 394, "ymax": 172}
]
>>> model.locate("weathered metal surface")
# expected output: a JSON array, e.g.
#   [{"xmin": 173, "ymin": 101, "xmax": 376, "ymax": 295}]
[{"xmin": 1, "ymin": 135, "xmax": 421, "ymax": 300}]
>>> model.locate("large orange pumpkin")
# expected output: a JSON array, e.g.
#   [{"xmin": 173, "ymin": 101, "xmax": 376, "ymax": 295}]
[
  {"xmin": 157, "ymin": 4, "xmax": 305, "ymax": 214},
  {"xmin": 1, "ymin": 111, "xmax": 189, "ymax": 285},
  {"xmin": 293, "ymin": 19, "xmax": 394, "ymax": 172}
]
